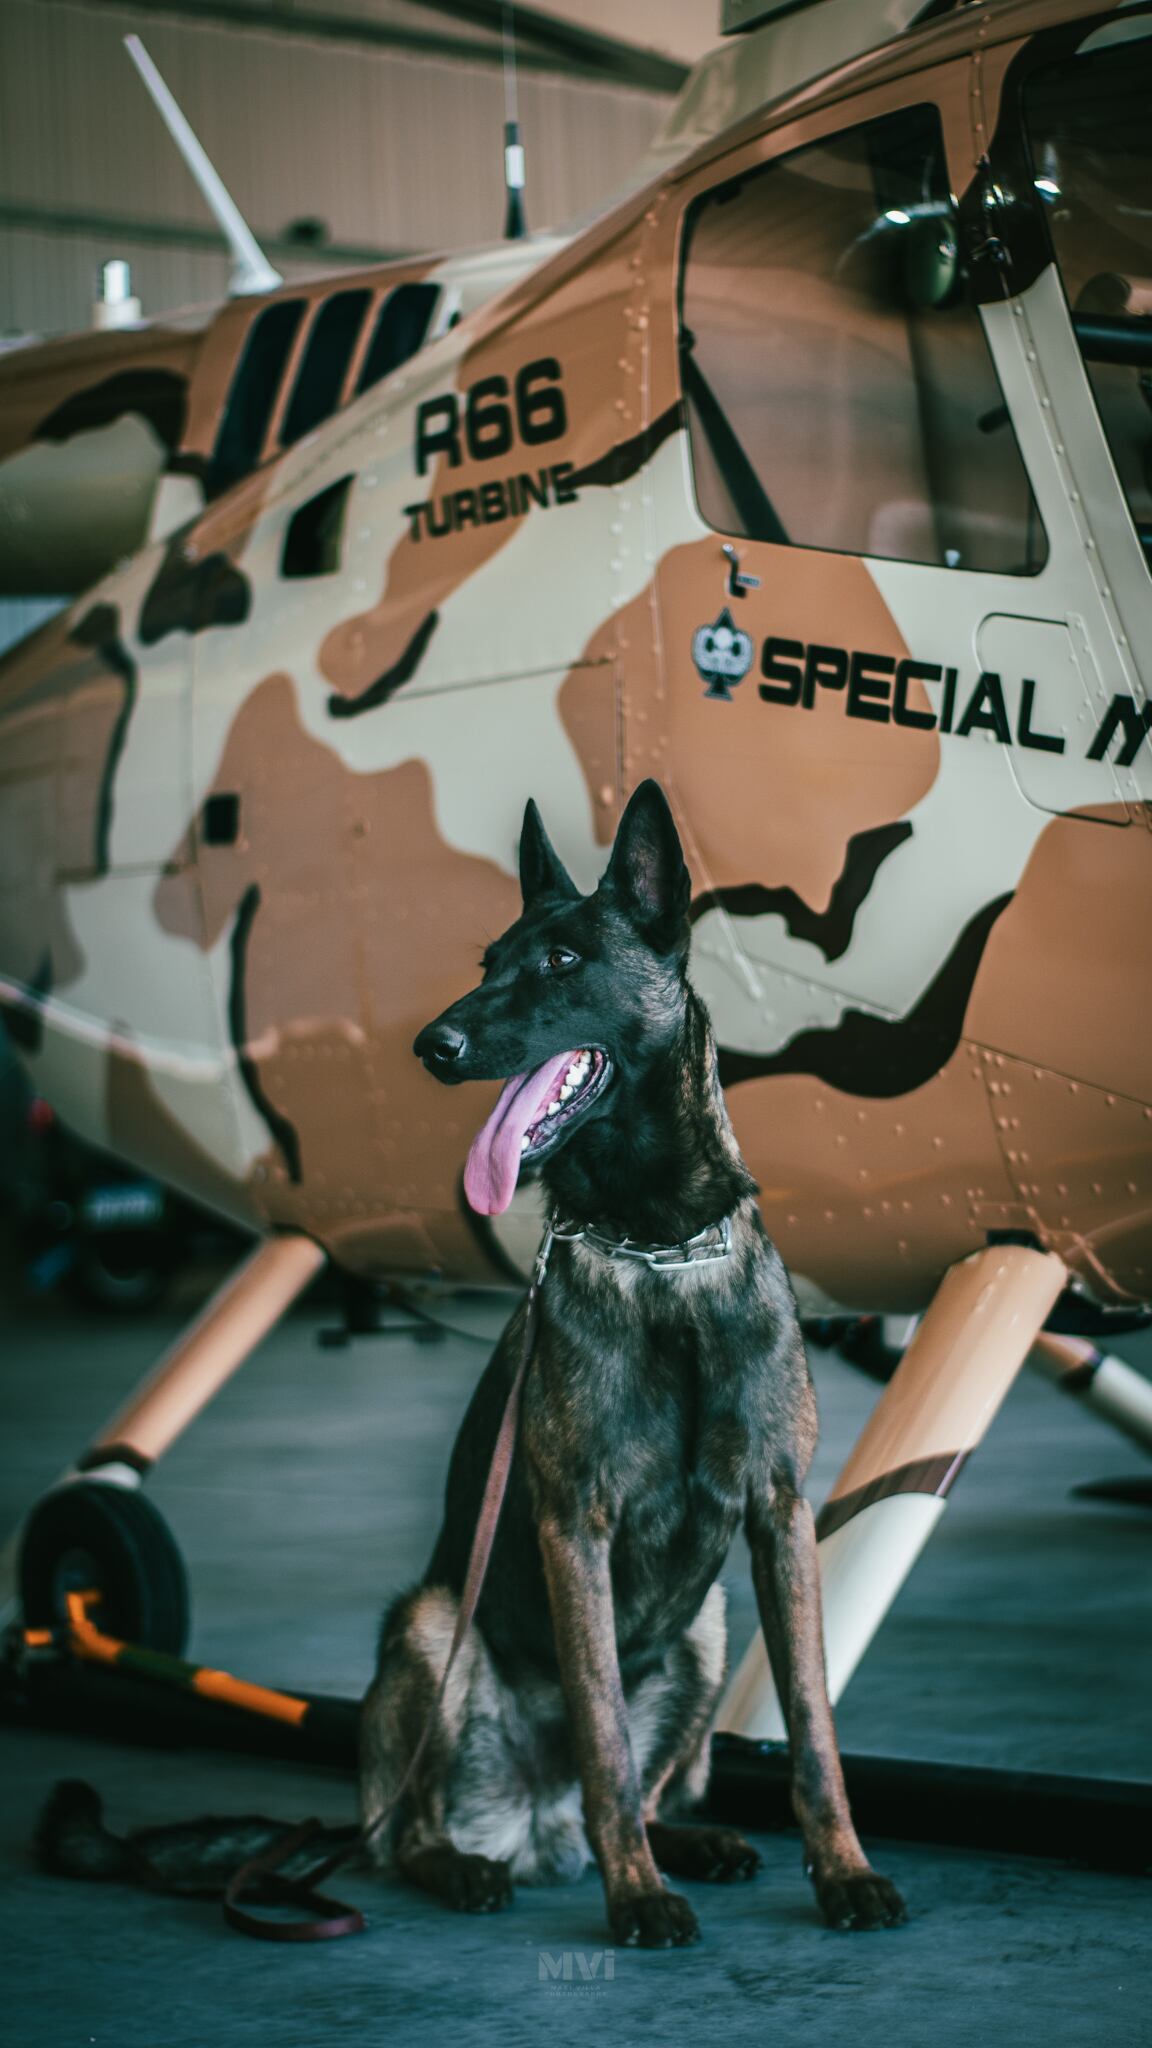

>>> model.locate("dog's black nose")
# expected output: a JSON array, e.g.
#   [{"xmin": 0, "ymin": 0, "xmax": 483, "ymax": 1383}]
[{"xmin": 414, "ymin": 1021, "xmax": 469, "ymax": 1070}]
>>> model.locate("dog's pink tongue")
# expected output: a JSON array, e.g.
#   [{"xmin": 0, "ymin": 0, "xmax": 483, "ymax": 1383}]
[{"xmin": 464, "ymin": 1050, "xmax": 579, "ymax": 1216}]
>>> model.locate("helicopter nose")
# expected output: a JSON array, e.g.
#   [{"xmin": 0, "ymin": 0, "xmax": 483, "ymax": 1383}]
[{"xmin": 414, "ymin": 1020, "xmax": 469, "ymax": 1075}]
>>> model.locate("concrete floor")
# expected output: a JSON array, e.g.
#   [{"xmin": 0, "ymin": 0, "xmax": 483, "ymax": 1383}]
[{"xmin": 2, "ymin": 1272, "xmax": 1150, "ymax": 2048}]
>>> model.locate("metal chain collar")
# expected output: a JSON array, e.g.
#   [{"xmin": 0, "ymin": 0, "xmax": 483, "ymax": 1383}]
[{"xmin": 546, "ymin": 1211, "xmax": 733, "ymax": 1272}]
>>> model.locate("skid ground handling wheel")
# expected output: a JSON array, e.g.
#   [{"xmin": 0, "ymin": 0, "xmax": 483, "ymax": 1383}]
[
  {"xmin": 15, "ymin": 1241, "xmax": 326, "ymax": 1667},
  {"xmin": 20, "ymin": 1482, "xmax": 190, "ymax": 1656}
]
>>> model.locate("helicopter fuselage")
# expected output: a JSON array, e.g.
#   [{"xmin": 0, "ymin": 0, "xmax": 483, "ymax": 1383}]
[{"xmin": 2, "ymin": 0, "xmax": 1150, "ymax": 1316}]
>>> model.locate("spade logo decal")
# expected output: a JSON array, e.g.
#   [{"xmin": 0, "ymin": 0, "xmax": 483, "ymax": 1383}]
[{"xmin": 692, "ymin": 607, "xmax": 753, "ymax": 701}]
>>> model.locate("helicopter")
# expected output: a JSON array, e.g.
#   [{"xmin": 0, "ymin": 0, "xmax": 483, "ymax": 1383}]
[{"xmin": 2, "ymin": 0, "xmax": 1151, "ymax": 1750}]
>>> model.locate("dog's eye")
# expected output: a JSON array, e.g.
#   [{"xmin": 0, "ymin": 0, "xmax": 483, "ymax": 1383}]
[{"xmin": 544, "ymin": 947, "xmax": 579, "ymax": 973}]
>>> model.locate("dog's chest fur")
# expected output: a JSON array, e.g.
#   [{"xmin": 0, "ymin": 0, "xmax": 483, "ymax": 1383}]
[{"xmin": 427, "ymin": 1212, "xmax": 804, "ymax": 1689}]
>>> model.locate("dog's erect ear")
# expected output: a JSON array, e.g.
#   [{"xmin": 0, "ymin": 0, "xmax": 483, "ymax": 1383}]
[
  {"xmin": 519, "ymin": 799, "xmax": 580, "ymax": 907},
  {"xmin": 602, "ymin": 781, "xmax": 690, "ymax": 950}
]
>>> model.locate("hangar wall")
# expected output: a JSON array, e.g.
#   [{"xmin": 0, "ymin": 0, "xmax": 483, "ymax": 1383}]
[{"xmin": 0, "ymin": 0, "xmax": 671, "ymax": 340}]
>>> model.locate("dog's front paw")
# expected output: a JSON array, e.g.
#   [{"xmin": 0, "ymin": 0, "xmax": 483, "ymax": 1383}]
[
  {"xmin": 446, "ymin": 1852, "xmax": 514, "ymax": 1914},
  {"xmin": 609, "ymin": 1886, "xmax": 700, "ymax": 1949},
  {"xmin": 648, "ymin": 1821, "xmax": 762, "ymax": 1884},
  {"xmin": 813, "ymin": 1867, "xmax": 906, "ymax": 1931}
]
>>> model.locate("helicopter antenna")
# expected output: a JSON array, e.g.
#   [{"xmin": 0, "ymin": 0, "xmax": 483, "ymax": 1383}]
[
  {"xmin": 502, "ymin": 5, "xmax": 527, "ymax": 241},
  {"xmin": 123, "ymin": 34, "xmax": 282, "ymax": 296}
]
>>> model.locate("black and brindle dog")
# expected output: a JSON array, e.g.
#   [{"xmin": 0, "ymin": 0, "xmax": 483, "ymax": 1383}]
[{"xmin": 360, "ymin": 779, "xmax": 905, "ymax": 1947}]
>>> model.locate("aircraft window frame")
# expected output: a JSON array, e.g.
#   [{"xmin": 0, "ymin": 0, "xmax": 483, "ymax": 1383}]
[
  {"xmin": 207, "ymin": 296, "xmax": 306, "ymax": 499},
  {"xmin": 279, "ymin": 288, "xmax": 373, "ymax": 450},
  {"xmin": 1018, "ymin": 17, "xmax": 1152, "ymax": 575},
  {"xmin": 354, "ymin": 282, "xmax": 441, "ymax": 396},
  {"xmin": 676, "ymin": 99, "xmax": 1048, "ymax": 577}
]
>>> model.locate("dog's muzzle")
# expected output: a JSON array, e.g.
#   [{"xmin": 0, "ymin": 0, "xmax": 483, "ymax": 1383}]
[{"xmin": 414, "ymin": 1020, "xmax": 468, "ymax": 1079}]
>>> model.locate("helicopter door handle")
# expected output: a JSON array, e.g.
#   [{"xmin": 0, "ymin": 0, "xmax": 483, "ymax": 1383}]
[{"xmin": 722, "ymin": 543, "xmax": 760, "ymax": 600}]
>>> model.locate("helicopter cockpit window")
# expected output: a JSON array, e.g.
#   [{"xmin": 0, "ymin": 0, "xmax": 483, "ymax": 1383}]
[
  {"xmin": 355, "ymin": 282, "xmax": 441, "ymax": 396},
  {"xmin": 207, "ymin": 298, "xmax": 306, "ymax": 499},
  {"xmin": 1023, "ymin": 28, "xmax": 1152, "ymax": 571},
  {"xmin": 280, "ymin": 289, "xmax": 372, "ymax": 449},
  {"xmin": 680, "ymin": 103, "xmax": 1046, "ymax": 574}
]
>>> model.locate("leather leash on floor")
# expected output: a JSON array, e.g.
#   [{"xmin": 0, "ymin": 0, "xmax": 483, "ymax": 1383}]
[{"xmin": 222, "ymin": 1221, "xmax": 557, "ymax": 1942}]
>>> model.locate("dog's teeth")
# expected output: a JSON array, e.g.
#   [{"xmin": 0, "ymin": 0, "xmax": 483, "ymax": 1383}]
[
  {"xmin": 545, "ymin": 1099, "xmax": 561, "ymax": 1116},
  {"xmin": 520, "ymin": 1135, "xmax": 530, "ymax": 1151},
  {"xmin": 560, "ymin": 1084, "xmax": 573, "ymax": 1101}
]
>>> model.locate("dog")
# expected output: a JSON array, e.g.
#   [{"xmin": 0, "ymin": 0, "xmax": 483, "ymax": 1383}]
[{"xmin": 359, "ymin": 778, "xmax": 905, "ymax": 1947}]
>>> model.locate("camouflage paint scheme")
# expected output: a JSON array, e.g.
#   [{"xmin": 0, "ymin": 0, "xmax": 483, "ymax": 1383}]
[{"xmin": 1, "ymin": 0, "xmax": 1150, "ymax": 1315}]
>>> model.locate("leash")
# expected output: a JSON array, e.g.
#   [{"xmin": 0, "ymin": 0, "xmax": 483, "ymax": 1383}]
[
  {"xmin": 223, "ymin": 1218, "xmax": 558, "ymax": 1941},
  {"xmin": 222, "ymin": 1821, "xmax": 366, "ymax": 1941}
]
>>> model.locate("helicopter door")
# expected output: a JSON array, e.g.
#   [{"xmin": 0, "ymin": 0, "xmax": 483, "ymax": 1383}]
[
  {"xmin": 971, "ymin": 19, "xmax": 1152, "ymax": 824},
  {"xmin": 638, "ymin": 61, "xmax": 1133, "ymax": 1048}
]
